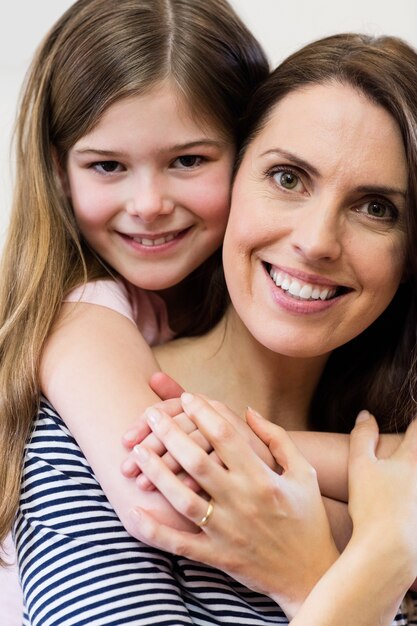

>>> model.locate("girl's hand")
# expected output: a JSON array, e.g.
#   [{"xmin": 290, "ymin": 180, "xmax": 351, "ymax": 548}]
[
  {"xmin": 122, "ymin": 374, "xmax": 275, "ymax": 488},
  {"xmin": 127, "ymin": 393, "xmax": 339, "ymax": 618}
]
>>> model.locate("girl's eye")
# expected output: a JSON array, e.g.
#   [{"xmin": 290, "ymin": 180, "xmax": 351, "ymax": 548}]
[
  {"xmin": 271, "ymin": 169, "xmax": 304, "ymax": 192},
  {"xmin": 172, "ymin": 155, "xmax": 203, "ymax": 169},
  {"xmin": 91, "ymin": 161, "xmax": 123, "ymax": 174},
  {"xmin": 357, "ymin": 199, "xmax": 398, "ymax": 221}
]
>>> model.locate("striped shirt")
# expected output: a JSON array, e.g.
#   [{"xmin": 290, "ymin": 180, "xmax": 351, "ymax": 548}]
[{"xmin": 15, "ymin": 400, "xmax": 417, "ymax": 625}]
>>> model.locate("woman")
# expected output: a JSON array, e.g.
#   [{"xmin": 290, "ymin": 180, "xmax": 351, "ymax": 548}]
[
  {"xmin": 123, "ymin": 32, "xmax": 417, "ymax": 622},
  {"xmin": 16, "ymin": 33, "xmax": 417, "ymax": 625}
]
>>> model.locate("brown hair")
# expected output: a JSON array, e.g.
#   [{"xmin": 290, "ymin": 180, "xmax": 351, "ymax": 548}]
[
  {"xmin": 237, "ymin": 33, "xmax": 417, "ymax": 433},
  {"xmin": 0, "ymin": 0, "xmax": 268, "ymax": 551}
]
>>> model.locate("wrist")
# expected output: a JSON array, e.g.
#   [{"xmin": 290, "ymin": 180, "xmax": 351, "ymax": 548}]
[{"xmin": 269, "ymin": 545, "xmax": 340, "ymax": 619}]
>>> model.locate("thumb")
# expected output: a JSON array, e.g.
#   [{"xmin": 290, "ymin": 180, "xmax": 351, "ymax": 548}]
[
  {"xmin": 149, "ymin": 371, "xmax": 184, "ymax": 400},
  {"xmin": 246, "ymin": 407, "xmax": 305, "ymax": 472},
  {"xmin": 349, "ymin": 410, "xmax": 379, "ymax": 464}
]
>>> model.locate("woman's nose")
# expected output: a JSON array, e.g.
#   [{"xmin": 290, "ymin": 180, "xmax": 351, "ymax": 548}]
[
  {"xmin": 125, "ymin": 175, "xmax": 175, "ymax": 223},
  {"xmin": 290, "ymin": 205, "xmax": 342, "ymax": 262}
]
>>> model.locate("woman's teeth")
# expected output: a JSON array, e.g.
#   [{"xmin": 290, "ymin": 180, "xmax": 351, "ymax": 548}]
[{"xmin": 269, "ymin": 268, "xmax": 337, "ymax": 301}]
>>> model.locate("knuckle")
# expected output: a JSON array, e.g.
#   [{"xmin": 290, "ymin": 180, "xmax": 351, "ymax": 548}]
[
  {"xmin": 211, "ymin": 421, "xmax": 234, "ymax": 445},
  {"xmin": 178, "ymin": 494, "xmax": 200, "ymax": 519},
  {"xmin": 188, "ymin": 450, "xmax": 209, "ymax": 476}
]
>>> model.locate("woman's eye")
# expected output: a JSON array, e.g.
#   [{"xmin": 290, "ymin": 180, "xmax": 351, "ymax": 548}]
[
  {"xmin": 272, "ymin": 169, "xmax": 303, "ymax": 191},
  {"xmin": 172, "ymin": 155, "xmax": 203, "ymax": 169},
  {"xmin": 358, "ymin": 200, "xmax": 398, "ymax": 220},
  {"xmin": 91, "ymin": 161, "xmax": 123, "ymax": 174}
]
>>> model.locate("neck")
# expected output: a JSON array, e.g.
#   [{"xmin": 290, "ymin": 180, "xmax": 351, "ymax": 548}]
[{"xmin": 154, "ymin": 305, "xmax": 330, "ymax": 431}]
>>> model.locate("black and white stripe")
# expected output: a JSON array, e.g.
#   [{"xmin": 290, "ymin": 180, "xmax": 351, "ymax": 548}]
[{"xmin": 15, "ymin": 400, "xmax": 417, "ymax": 625}]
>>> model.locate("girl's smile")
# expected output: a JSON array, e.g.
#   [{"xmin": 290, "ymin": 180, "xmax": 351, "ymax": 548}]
[{"xmin": 65, "ymin": 82, "xmax": 234, "ymax": 290}]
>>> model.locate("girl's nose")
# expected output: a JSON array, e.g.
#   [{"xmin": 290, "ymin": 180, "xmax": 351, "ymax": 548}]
[{"xmin": 126, "ymin": 176, "xmax": 175, "ymax": 223}]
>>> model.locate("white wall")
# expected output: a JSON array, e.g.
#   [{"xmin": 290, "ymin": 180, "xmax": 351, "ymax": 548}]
[{"xmin": 1, "ymin": 0, "xmax": 416, "ymax": 246}]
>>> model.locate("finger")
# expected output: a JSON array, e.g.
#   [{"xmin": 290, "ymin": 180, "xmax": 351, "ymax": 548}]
[
  {"xmin": 122, "ymin": 419, "xmax": 151, "ymax": 449},
  {"xmin": 141, "ymin": 408, "xmax": 226, "ymax": 493},
  {"xmin": 153, "ymin": 397, "xmax": 184, "ymax": 416},
  {"xmin": 180, "ymin": 394, "xmax": 259, "ymax": 472},
  {"xmin": 132, "ymin": 444, "xmax": 216, "ymax": 526},
  {"xmin": 129, "ymin": 508, "xmax": 213, "ymax": 563},
  {"xmin": 349, "ymin": 410, "xmax": 379, "ymax": 463},
  {"xmin": 397, "ymin": 418, "xmax": 417, "ymax": 459},
  {"xmin": 122, "ymin": 398, "xmax": 183, "ymax": 449},
  {"xmin": 121, "ymin": 454, "xmax": 141, "ymax": 478},
  {"xmin": 137, "ymin": 415, "xmax": 213, "ymax": 489},
  {"xmin": 245, "ymin": 406, "xmax": 307, "ymax": 474},
  {"xmin": 150, "ymin": 372, "xmax": 185, "ymax": 400}
]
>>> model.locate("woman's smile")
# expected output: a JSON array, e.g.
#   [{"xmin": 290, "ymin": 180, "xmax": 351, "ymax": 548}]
[{"xmin": 223, "ymin": 81, "xmax": 407, "ymax": 358}]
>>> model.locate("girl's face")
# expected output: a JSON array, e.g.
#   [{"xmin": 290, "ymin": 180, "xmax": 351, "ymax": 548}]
[
  {"xmin": 64, "ymin": 83, "xmax": 234, "ymax": 290},
  {"xmin": 223, "ymin": 82, "xmax": 408, "ymax": 358}
]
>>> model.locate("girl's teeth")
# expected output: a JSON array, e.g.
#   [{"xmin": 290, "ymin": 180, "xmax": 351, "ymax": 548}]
[
  {"xmin": 133, "ymin": 233, "xmax": 176, "ymax": 246},
  {"xmin": 269, "ymin": 268, "xmax": 337, "ymax": 301}
]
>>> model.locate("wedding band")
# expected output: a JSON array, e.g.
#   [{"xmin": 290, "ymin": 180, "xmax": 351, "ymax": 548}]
[{"xmin": 196, "ymin": 499, "xmax": 214, "ymax": 527}]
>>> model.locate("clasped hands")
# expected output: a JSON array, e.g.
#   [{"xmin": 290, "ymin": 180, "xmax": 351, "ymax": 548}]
[{"xmin": 120, "ymin": 372, "xmax": 417, "ymax": 617}]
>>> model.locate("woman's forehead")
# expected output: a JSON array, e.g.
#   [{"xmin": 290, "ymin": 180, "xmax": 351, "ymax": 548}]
[{"xmin": 243, "ymin": 82, "xmax": 408, "ymax": 194}]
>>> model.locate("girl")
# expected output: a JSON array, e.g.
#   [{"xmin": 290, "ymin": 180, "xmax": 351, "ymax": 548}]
[{"xmin": 0, "ymin": 0, "xmax": 268, "ymax": 622}]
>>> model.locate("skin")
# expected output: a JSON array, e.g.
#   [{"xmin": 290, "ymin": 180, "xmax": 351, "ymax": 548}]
[
  {"xmin": 121, "ymin": 82, "xmax": 413, "ymax": 619},
  {"xmin": 223, "ymin": 82, "xmax": 407, "ymax": 361},
  {"xmin": 64, "ymin": 81, "xmax": 234, "ymax": 292}
]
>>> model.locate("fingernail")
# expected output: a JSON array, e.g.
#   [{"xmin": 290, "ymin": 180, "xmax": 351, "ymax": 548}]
[
  {"xmin": 356, "ymin": 410, "xmax": 369, "ymax": 424},
  {"xmin": 181, "ymin": 392, "xmax": 194, "ymax": 405},
  {"xmin": 247, "ymin": 406, "xmax": 263, "ymax": 419},
  {"xmin": 130, "ymin": 507, "xmax": 142, "ymax": 521},
  {"xmin": 134, "ymin": 445, "xmax": 149, "ymax": 462},
  {"xmin": 123, "ymin": 429, "xmax": 138, "ymax": 442},
  {"xmin": 145, "ymin": 407, "xmax": 162, "ymax": 427}
]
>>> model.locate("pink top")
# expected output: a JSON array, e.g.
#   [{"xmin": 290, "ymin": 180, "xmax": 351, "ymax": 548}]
[
  {"xmin": 6, "ymin": 279, "xmax": 174, "ymax": 623},
  {"xmin": 64, "ymin": 279, "xmax": 174, "ymax": 346}
]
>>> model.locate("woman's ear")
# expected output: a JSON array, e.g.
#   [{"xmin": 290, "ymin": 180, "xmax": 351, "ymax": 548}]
[{"xmin": 52, "ymin": 146, "xmax": 70, "ymax": 197}]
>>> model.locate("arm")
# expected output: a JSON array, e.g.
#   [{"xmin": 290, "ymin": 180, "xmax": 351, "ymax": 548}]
[
  {"xmin": 291, "ymin": 412, "xmax": 417, "ymax": 626},
  {"xmin": 289, "ymin": 428, "xmax": 402, "ymax": 502},
  {"xmin": 40, "ymin": 298, "xmax": 196, "ymax": 536},
  {"xmin": 134, "ymin": 372, "xmax": 402, "ymax": 503}
]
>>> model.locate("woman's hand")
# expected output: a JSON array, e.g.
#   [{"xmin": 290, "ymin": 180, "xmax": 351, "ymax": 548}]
[
  {"xmin": 290, "ymin": 411, "xmax": 417, "ymax": 626},
  {"xmin": 121, "ymin": 373, "xmax": 275, "ymax": 488},
  {"xmin": 126, "ymin": 393, "xmax": 339, "ymax": 618},
  {"xmin": 348, "ymin": 411, "xmax": 417, "ymax": 578}
]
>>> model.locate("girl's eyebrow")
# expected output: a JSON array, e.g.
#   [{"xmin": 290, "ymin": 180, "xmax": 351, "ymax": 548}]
[
  {"xmin": 260, "ymin": 148, "xmax": 407, "ymax": 198},
  {"xmin": 74, "ymin": 139, "xmax": 225, "ymax": 157}
]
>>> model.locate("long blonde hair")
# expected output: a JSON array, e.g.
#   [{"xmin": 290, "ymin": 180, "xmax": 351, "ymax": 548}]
[{"xmin": 0, "ymin": 0, "xmax": 268, "ymax": 552}]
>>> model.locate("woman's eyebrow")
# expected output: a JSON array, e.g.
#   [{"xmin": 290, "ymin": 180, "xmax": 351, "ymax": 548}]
[
  {"xmin": 260, "ymin": 148, "xmax": 320, "ymax": 177},
  {"xmin": 355, "ymin": 184, "xmax": 407, "ymax": 199},
  {"xmin": 260, "ymin": 149, "xmax": 407, "ymax": 198}
]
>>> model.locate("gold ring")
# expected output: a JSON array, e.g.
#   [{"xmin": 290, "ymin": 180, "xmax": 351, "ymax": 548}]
[{"xmin": 196, "ymin": 499, "xmax": 214, "ymax": 527}]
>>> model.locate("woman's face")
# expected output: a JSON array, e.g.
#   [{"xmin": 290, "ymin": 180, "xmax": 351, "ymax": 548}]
[{"xmin": 223, "ymin": 82, "xmax": 408, "ymax": 358}]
